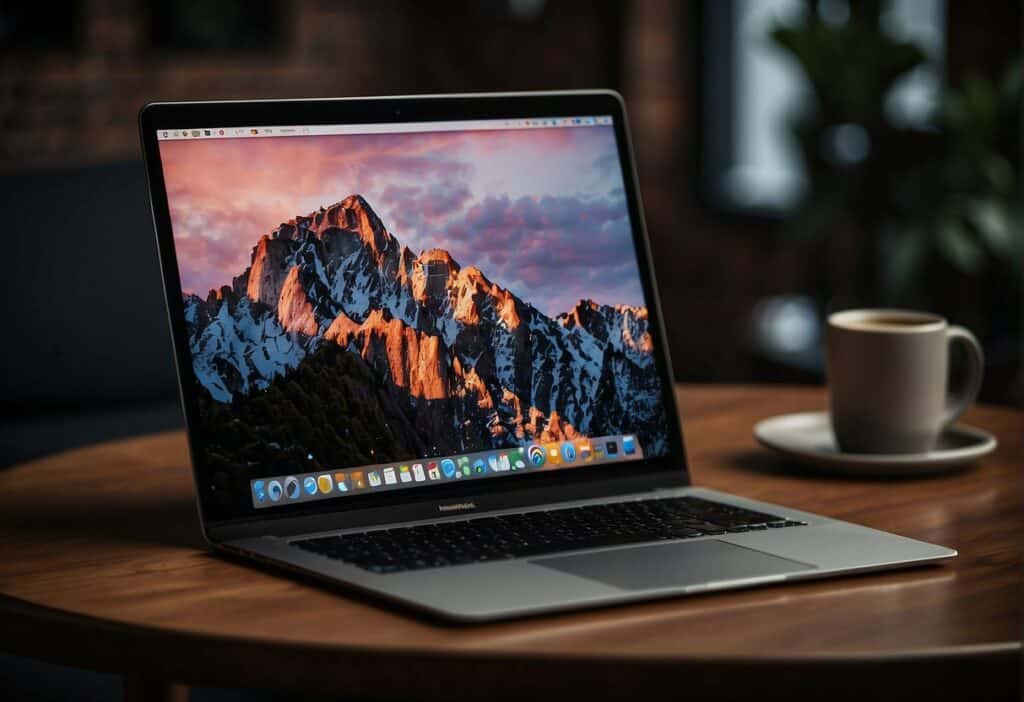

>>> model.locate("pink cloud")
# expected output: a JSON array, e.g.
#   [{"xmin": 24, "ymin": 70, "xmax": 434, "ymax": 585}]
[
  {"xmin": 158, "ymin": 125, "xmax": 642, "ymax": 314},
  {"xmin": 432, "ymin": 192, "xmax": 643, "ymax": 314}
]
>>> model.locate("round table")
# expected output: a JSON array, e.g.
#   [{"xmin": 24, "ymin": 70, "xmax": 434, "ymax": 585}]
[{"xmin": 1, "ymin": 386, "xmax": 1020, "ymax": 701}]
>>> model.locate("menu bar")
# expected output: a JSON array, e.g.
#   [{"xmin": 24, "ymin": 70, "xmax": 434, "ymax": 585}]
[
  {"xmin": 250, "ymin": 434, "xmax": 642, "ymax": 509},
  {"xmin": 157, "ymin": 115, "xmax": 614, "ymax": 141}
]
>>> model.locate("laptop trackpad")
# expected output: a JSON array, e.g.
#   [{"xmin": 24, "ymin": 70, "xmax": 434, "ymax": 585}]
[{"xmin": 532, "ymin": 540, "xmax": 813, "ymax": 591}]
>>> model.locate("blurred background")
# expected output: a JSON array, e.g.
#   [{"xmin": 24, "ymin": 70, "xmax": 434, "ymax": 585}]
[{"xmin": 0, "ymin": 0, "xmax": 1021, "ymax": 699}]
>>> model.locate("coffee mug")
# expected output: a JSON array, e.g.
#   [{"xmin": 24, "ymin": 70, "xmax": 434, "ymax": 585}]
[{"xmin": 826, "ymin": 309, "xmax": 984, "ymax": 454}]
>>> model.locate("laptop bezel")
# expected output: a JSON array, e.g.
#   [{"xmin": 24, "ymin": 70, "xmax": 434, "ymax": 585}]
[{"xmin": 139, "ymin": 90, "xmax": 691, "ymax": 540}]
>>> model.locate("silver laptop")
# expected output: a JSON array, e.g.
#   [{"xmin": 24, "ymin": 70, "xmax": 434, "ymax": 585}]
[{"xmin": 140, "ymin": 91, "xmax": 954, "ymax": 622}]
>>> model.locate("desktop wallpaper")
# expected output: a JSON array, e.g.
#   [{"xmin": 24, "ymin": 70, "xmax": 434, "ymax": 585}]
[{"xmin": 159, "ymin": 125, "xmax": 670, "ymax": 482}]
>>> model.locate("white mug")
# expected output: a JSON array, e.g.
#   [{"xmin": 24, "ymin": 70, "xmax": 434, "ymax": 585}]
[{"xmin": 826, "ymin": 309, "xmax": 984, "ymax": 454}]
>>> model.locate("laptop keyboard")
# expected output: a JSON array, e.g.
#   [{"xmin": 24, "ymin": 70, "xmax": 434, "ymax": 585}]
[{"xmin": 290, "ymin": 496, "xmax": 807, "ymax": 574}]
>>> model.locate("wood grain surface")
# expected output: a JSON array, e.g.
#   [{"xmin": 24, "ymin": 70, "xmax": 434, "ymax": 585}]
[{"xmin": 1, "ymin": 385, "xmax": 1020, "ymax": 701}]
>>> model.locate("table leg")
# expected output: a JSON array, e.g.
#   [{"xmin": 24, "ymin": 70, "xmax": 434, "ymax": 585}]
[{"xmin": 122, "ymin": 674, "xmax": 189, "ymax": 702}]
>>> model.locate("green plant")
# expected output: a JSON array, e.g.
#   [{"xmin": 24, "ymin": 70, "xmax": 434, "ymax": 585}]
[
  {"xmin": 922, "ymin": 64, "xmax": 1023, "ymax": 280},
  {"xmin": 771, "ymin": 1, "xmax": 1022, "ymax": 305}
]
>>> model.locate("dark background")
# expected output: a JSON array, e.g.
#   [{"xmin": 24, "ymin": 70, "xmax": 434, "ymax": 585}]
[{"xmin": 1, "ymin": 1, "xmax": 1020, "ymax": 700}]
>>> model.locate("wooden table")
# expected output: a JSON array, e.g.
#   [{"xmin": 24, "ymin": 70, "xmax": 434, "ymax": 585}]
[{"xmin": 1, "ymin": 386, "xmax": 1020, "ymax": 701}]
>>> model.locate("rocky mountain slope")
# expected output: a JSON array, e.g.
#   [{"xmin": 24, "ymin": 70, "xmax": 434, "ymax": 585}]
[{"xmin": 184, "ymin": 194, "xmax": 669, "ymax": 459}]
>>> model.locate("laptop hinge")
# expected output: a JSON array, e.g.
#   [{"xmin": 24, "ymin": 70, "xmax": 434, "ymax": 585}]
[{"xmin": 206, "ymin": 470, "xmax": 686, "ymax": 543}]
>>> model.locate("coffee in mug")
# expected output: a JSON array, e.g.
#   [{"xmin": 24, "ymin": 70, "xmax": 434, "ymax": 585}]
[{"xmin": 826, "ymin": 309, "xmax": 984, "ymax": 454}]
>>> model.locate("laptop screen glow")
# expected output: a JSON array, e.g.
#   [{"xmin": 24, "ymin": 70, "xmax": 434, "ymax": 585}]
[{"xmin": 157, "ymin": 115, "xmax": 671, "ymax": 510}]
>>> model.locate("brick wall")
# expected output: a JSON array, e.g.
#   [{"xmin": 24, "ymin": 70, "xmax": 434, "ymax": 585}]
[{"xmin": 0, "ymin": 0, "xmax": 631, "ymax": 171}]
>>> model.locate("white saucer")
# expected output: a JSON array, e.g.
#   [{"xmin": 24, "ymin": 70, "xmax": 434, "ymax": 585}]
[{"xmin": 753, "ymin": 411, "xmax": 997, "ymax": 477}]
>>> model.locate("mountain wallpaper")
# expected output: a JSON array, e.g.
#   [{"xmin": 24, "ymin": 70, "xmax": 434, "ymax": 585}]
[{"xmin": 160, "ymin": 127, "xmax": 670, "ymax": 483}]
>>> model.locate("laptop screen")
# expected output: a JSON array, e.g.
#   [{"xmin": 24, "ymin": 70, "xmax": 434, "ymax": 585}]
[{"xmin": 156, "ymin": 114, "xmax": 672, "ymax": 511}]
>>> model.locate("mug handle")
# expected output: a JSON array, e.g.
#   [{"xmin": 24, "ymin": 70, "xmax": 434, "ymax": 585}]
[{"xmin": 943, "ymin": 326, "xmax": 984, "ymax": 428}]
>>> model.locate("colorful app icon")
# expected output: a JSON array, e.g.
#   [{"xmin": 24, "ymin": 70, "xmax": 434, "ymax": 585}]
[
  {"xmin": 577, "ymin": 440, "xmax": 593, "ymax": 462},
  {"xmin": 284, "ymin": 476, "xmax": 300, "ymax": 499},
  {"xmin": 605, "ymin": 440, "xmax": 619, "ymax": 457},
  {"xmin": 561, "ymin": 442, "xmax": 577, "ymax": 462},
  {"xmin": 545, "ymin": 442, "xmax": 563, "ymax": 465},
  {"xmin": 509, "ymin": 447, "xmax": 525, "ymax": 467},
  {"xmin": 427, "ymin": 464, "xmax": 441, "ymax": 480},
  {"xmin": 622, "ymin": 435, "xmax": 637, "ymax": 455},
  {"xmin": 527, "ymin": 444, "xmax": 546, "ymax": 467},
  {"xmin": 498, "ymin": 453, "xmax": 511, "ymax": 471},
  {"xmin": 400, "ymin": 465, "xmax": 413, "ymax": 483},
  {"xmin": 252, "ymin": 480, "xmax": 266, "ymax": 503},
  {"xmin": 368, "ymin": 470, "xmax": 382, "ymax": 487},
  {"xmin": 412, "ymin": 463, "xmax": 426, "ymax": 482},
  {"xmin": 303, "ymin": 476, "xmax": 318, "ymax": 495},
  {"xmin": 267, "ymin": 479, "xmax": 283, "ymax": 502},
  {"xmin": 512, "ymin": 453, "xmax": 526, "ymax": 470},
  {"xmin": 473, "ymin": 458, "xmax": 486, "ymax": 474},
  {"xmin": 440, "ymin": 459, "xmax": 457, "ymax": 478},
  {"xmin": 351, "ymin": 471, "xmax": 366, "ymax": 489},
  {"xmin": 334, "ymin": 474, "xmax": 349, "ymax": 493},
  {"xmin": 383, "ymin": 467, "xmax": 397, "ymax": 485},
  {"xmin": 457, "ymin": 455, "xmax": 470, "ymax": 470},
  {"xmin": 593, "ymin": 444, "xmax": 606, "ymax": 459},
  {"xmin": 317, "ymin": 474, "xmax": 333, "ymax": 494}
]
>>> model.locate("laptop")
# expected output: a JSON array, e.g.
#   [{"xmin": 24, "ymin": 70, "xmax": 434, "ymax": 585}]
[{"xmin": 139, "ymin": 91, "xmax": 954, "ymax": 622}]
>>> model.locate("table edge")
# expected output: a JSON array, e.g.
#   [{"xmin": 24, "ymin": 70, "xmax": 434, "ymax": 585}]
[{"xmin": 2, "ymin": 594, "xmax": 1019, "ymax": 667}]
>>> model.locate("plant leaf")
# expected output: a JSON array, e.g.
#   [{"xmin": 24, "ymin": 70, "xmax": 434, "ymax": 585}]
[
  {"xmin": 966, "ymin": 197, "xmax": 1016, "ymax": 258},
  {"xmin": 936, "ymin": 218, "xmax": 984, "ymax": 273},
  {"xmin": 880, "ymin": 225, "xmax": 926, "ymax": 298}
]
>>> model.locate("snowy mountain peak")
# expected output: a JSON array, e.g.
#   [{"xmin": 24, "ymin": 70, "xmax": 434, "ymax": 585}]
[
  {"xmin": 412, "ymin": 248, "xmax": 462, "ymax": 302},
  {"xmin": 182, "ymin": 194, "xmax": 668, "ymax": 455},
  {"xmin": 557, "ymin": 298, "xmax": 654, "ymax": 366},
  {"xmin": 316, "ymin": 193, "xmax": 394, "ymax": 257}
]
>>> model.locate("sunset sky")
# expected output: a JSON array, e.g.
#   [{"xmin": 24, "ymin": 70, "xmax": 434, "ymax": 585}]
[{"xmin": 159, "ymin": 124, "xmax": 645, "ymax": 316}]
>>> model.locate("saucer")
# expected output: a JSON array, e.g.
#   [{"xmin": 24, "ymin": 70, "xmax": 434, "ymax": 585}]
[{"xmin": 753, "ymin": 411, "xmax": 997, "ymax": 477}]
